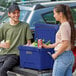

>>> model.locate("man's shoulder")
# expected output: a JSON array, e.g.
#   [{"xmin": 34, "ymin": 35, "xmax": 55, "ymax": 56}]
[
  {"xmin": 20, "ymin": 21, "xmax": 29, "ymax": 27},
  {"xmin": 1, "ymin": 22, "xmax": 9, "ymax": 28}
]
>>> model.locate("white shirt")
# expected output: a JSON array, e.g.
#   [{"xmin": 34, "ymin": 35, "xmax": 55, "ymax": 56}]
[{"xmin": 54, "ymin": 22, "xmax": 71, "ymax": 51}]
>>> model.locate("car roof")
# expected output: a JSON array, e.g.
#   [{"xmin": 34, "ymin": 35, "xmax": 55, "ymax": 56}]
[
  {"xmin": 41, "ymin": 1, "xmax": 76, "ymax": 7},
  {"xmin": 19, "ymin": 1, "xmax": 76, "ymax": 11}
]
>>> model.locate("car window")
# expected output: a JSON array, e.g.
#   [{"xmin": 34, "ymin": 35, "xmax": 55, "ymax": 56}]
[
  {"xmin": 42, "ymin": 7, "xmax": 76, "ymax": 26},
  {"xmin": 71, "ymin": 7, "xmax": 76, "ymax": 27},
  {"xmin": 20, "ymin": 10, "xmax": 31, "ymax": 22},
  {"xmin": 0, "ymin": 10, "xmax": 31, "ymax": 25},
  {"xmin": 0, "ymin": 11, "xmax": 8, "ymax": 25},
  {"xmin": 42, "ymin": 11, "xmax": 56, "ymax": 24}
]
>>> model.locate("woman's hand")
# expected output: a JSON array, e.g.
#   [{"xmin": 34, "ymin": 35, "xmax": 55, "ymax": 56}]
[
  {"xmin": 52, "ymin": 53, "xmax": 58, "ymax": 60},
  {"xmin": 42, "ymin": 43, "xmax": 49, "ymax": 48},
  {"xmin": 42, "ymin": 43, "xmax": 53, "ymax": 48}
]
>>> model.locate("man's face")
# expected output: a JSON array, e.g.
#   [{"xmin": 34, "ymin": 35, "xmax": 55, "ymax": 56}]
[{"xmin": 8, "ymin": 10, "xmax": 20, "ymax": 22}]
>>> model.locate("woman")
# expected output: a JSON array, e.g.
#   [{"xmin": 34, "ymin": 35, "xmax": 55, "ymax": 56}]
[{"xmin": 43, "ymin": 4, "xmax": 75, "ymax": 76}]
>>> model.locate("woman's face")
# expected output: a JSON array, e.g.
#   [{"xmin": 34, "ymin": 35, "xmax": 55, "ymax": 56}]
[{"xmin": 53, "ymin": 9, "xmax": 61, "ymax": 22}]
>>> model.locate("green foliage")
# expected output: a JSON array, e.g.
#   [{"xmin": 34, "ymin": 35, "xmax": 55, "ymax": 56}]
[
  {"xmin": 0, "ymin": 0, "xmax": 20, "ymax": 8},
  {"xmin": 0, "ymin": 1, "xmax": 6, "ymax": 7}
]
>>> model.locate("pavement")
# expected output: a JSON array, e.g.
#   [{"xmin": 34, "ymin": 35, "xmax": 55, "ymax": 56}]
[{"xmin": 73, "ymin": 70, "xmax": 76, "ymax": 76}]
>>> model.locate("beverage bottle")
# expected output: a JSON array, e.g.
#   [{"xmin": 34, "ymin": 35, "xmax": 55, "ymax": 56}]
[
  {"xmin": 45, "ymin": 40, "xmax": 51, "ymax": 45},
  {"xmin": 6, "ymin": 40, "xmax": 10, "ymax": 48},
  {"xmin": 42, "ymin": 39, "xmax": 45, "ymax": 43}
]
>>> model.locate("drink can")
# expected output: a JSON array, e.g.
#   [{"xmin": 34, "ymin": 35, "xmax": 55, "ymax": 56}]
[{"xmin": 38, "ymin": 39, "xmax": 43, "ymax": 48}]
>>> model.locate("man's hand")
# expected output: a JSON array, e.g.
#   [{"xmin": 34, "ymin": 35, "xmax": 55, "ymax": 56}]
[{"xmin": 0, "ymin": 42, "xmax": 10, "ymax": 49}]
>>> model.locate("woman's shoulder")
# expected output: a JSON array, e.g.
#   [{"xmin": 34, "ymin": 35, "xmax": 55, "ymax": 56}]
[
  {"xmin": 60, "ymin": 22, "xmax": 71, "ymax": 32},
  {"xmin": 62, "ymin": 21, "xmax": 69, "ymax": 25},
  {"xmin": 61, "ymin": 22, "xmax": 70, "ymax": 28}
]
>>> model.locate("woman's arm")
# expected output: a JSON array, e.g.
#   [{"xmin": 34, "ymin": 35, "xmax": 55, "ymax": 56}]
[
  {"xmin": 43, "ymin": 42, "xmax": 59, "ymax": 48},
  {"xmin": 52, "ymin": 40, "xmax": 69, "ymax": 59}
]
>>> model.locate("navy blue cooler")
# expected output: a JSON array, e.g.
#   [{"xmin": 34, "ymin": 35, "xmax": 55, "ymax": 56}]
[
  {"xmin": 34, "ymin": 23, "xmax": 59, "ymax": 43},
  {"xmin": 19, "ymin": 23, "xmax": 59, "ymax": 70},
  {"xmin": 18, "ymin": 46, "xmax": 54, "ymax": 70}
]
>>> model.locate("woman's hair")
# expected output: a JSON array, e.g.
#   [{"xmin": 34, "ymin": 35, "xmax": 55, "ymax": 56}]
[{"xmin": 54, "ymin": 4, "xmax": 75, "ymax": 49}]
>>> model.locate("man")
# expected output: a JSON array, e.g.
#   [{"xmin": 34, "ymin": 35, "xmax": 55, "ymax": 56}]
[{"xmin": 0, "ymin": 3, "xmax": 33, "ymax": 76}]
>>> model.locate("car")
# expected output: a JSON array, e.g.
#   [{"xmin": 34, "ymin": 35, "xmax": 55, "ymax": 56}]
[
  {"xmin": 0, "ymin": 6, "xmax": 6, "ymax": 18},
  {"xmin": 0, "ymin": 1, "xmax": 76, "ymax": 31},
  {"xmin": 0, "ymin": 1, "xmax": 76, "ymax": 75}
]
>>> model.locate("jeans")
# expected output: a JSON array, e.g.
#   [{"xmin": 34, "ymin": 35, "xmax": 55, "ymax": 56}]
[
  {"xmin": 52, "ymin": 51, "xmax": 75, "ymax": 76},
  {"xmin": 0, "ymin": 54, "xmax": 19, "ymax": 76}
]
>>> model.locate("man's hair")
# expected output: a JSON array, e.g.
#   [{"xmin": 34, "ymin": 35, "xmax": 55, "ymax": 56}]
[{"xmin": 8, "ymin": 2, "xmax": 20, "ymax": 13}]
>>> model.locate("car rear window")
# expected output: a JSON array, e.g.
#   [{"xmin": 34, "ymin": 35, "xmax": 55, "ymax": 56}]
[
  {"xmin": 71, "ymin": 7, "xmax": 76, "ymax": 27},
  {"xmin": 42, "ymin": 11, "xmax": 56, "ymax": 24}
]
